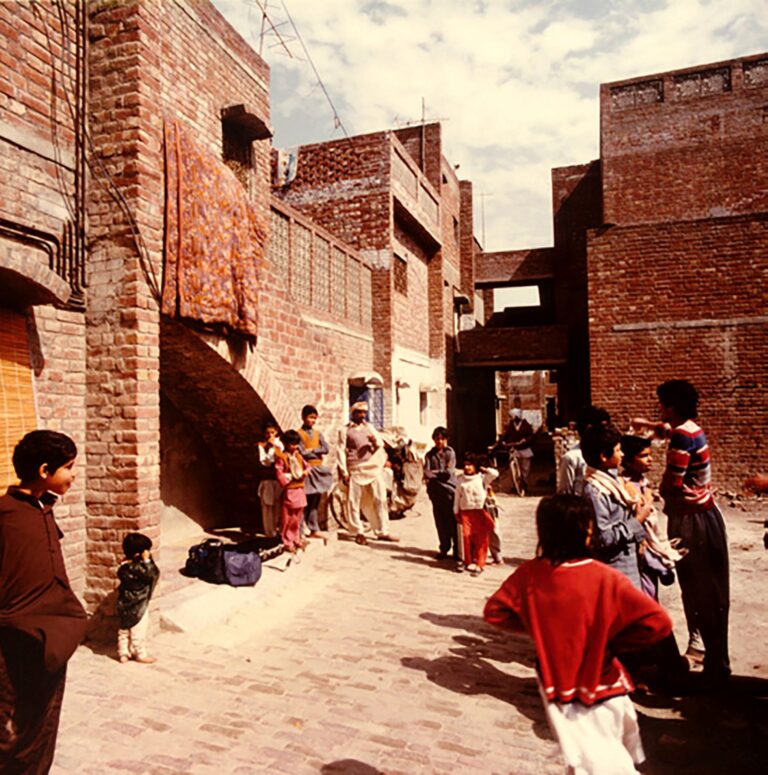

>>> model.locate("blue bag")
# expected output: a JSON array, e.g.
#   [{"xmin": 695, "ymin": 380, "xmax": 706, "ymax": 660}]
[{"xmin": 222, "ymin": 547, "xmax": 262, "ymax": 587}]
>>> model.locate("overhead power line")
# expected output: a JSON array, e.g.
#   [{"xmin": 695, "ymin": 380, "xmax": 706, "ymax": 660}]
[{"xmin": 278, "ymin": 1, "xmax": 349, "ymax": 138}]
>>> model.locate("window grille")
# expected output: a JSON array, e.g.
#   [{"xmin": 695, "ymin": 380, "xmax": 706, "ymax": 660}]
[
  {"xmin": 347, "ymin": 256, "xmax": 361, "ymax": 323},
  {"xmin": 331, "ymin": 247, "xmax": 346, "ymax": 318},
  {"xmin": 313, "ymin": 237, "xmax": 330, "ymax": 312},
  {"xmin": 270, "ymin": 210, "xmax": 290, "ymax": 276},
  {"xmin": 361, "ymin": 266, "xmax": 372, "ymax": 327},
  {"xmin": 292, "ymin": 223, "xmax": 312, "ymax": 307}
]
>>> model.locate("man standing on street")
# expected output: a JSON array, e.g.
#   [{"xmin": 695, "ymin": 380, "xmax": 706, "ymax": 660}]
[
  {"xmin": 337, "ymin": 401, "xmax": 398, "ymax": 545},
  {"xmin": 500, "ymin": 408, "xmax": 535, "ymax": 495}
]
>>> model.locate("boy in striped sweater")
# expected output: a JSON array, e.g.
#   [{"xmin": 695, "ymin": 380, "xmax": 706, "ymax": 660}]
[{"xmin": 633, "ymin": 379, "xmax": 730, "ymax": 685}]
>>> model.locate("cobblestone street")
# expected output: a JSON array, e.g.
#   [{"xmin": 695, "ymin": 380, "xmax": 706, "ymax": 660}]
[{"xmin": 54, "ymin": 493, "xmax": 768, "ymax": 774}]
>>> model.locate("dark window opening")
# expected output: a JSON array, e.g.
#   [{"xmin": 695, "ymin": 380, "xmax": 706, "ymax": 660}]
[
  {"xmin": 222, "ymin": 121, "xmax": 253, "ymax": 190},
  {"xmin": 393, "ymin": 255, "xmax": 408, "ymax": 295}
]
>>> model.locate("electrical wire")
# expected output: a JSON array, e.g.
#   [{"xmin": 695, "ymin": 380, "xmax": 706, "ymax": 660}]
[
  {"xmin": 279, "ymin": 1, "xmax": 348, "ymax": 138},
  {"xmin": 32, "ymin": 0, "xmax": 162, "ymax": 304}
]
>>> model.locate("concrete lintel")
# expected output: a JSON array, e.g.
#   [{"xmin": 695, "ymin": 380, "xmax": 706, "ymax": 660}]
[{"xmin": 613, "ymin": 315, "xmax": 768, "ymax": 332}]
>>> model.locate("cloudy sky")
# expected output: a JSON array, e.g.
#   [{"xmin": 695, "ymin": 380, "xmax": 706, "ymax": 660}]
[{"xmin": 212, "ymin": 0, "xmax": 767, "ymax": 252}]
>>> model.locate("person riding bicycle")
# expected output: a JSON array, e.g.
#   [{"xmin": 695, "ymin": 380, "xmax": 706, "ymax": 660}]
[{"xmin": 498, "ymin": 408, "xmax": 534, "ymax": 495}]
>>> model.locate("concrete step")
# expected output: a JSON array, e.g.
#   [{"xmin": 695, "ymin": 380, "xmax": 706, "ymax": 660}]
[{"xmin": 156, "ymin": 530, "xmax": 339, "ymax": 636}]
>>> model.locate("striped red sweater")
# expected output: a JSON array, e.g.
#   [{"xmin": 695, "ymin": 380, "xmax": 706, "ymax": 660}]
[{"xmin": 658, "ymin": 420, "xmax": 714, "ymax": 513}]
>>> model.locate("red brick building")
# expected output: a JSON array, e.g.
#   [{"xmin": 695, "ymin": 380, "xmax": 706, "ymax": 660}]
[
  {"xmin": 0, "ymin": 0, "xmax": 476, "ymax": 618},
  {"xmin": 468, "ymin": 53, "xmax": 768, "ymax": 489},
  {"xmin": 272, "ymin": 123, "xmax": 478, "ymax": 445}
]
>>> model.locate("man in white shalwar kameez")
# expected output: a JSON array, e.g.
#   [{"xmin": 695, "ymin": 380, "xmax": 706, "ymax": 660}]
[{"xmin": 337, "ymin": 402, "xmax": 398, "ymax": 545}]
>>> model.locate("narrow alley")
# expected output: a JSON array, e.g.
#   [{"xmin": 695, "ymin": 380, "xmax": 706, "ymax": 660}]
[{"xmin": 53, "ymin": 494, "xmax": 768, "ymax": 774}]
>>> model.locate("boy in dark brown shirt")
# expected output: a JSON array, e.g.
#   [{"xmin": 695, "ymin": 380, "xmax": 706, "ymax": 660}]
[{"xmin": 0, "ymin": 430, "xmax": 86, "ymax": 773}]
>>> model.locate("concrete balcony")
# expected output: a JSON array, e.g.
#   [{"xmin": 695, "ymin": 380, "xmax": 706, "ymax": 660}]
[
  {"xmin": 390, "ymin": 144, "xmax": 441, "ymax": 250},
  {"xmin": 456, "ymin": 324, "xmax": 569, "ymax": 368}
]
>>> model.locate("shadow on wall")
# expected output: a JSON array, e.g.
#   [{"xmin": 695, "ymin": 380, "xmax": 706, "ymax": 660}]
[{"xmin": 160, "ymin": 394, "xmax": 228, "ymax": 535}]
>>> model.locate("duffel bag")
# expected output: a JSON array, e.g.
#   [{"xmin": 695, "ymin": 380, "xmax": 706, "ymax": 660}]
[
  {"xmin": 222, "ymin": 546, "xmax": 262, "ymax": 587},
  {"xmin": 184, "ymin": 538, "xmax": 226, "ymax": 584}
]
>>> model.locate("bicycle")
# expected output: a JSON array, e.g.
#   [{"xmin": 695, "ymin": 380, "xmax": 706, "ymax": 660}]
[
  {"xmin": 328, "ymin": 478, "xmax": 351, "ymax": 530},
  {"xmin": 488, "ymin": 442, "xmax": 525, "ymax": 496},
  {"xmin": 507, "ymin": 449, "xmax": 524, "ymax": 497}
]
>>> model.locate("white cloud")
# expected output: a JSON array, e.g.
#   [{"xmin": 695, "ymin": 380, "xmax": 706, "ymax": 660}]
[{"xmin": 213, "ymin": 0, "xmax": 768, "ymax": 250}]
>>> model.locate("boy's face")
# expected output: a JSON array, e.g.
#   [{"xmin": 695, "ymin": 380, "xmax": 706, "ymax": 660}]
[
  {"xmin": 265, "ymin": 427, "xmax": 278, "ymax": 442},
  {"xmin": 463, "ymin": 461, "xmax": 477, "ymax": 475},
  {"xmin": 351, "ymin": 409, "xmax": 366, "ymax": 424},
  {"xmin": 626, "ymin": 448, "xmax": 652, "ymax": 474},
  {"xmin": 659, "ymin": 401, "xmax": 674, "ymax": 423},
  {"xmin": 600, "ymin": 443, "xmax": 623, "ymax": 470},
  {"xmin": 44, "ymin": 458, "xmax": 76, "ymax": 496},
  {"xmin": 285, "ymin": 442, "xmax": 299, "ymax": 454},
  {"xmin": 303, "ymin": 413, "xmax": 318, "ymax": 428},
  {"xmin": 434, "ymin": 435, "xmax": 448, "ymax": 449}
]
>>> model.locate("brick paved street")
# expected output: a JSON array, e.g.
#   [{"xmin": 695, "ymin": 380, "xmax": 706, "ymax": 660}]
[{"xmin": 54, "ymin": 493, "xmax": 768, "ymax": 774}]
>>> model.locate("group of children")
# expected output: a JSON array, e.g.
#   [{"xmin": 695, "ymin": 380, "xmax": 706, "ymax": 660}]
[
  {"xmin": 257, "ymin": 405, "xmax": 333, "ymax": 555},
  {"xmin": 1, "ymin": 378, "xmax": 731, "ymax": 773},
  {"xmin": 484, "ymin": 379, "xmax": 731, "ymax": 774}
]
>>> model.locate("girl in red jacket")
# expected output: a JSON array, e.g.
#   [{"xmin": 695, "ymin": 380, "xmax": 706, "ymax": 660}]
[{"xmin": 484, "ymin": 494, "xmax": 672, "ymax": 774}]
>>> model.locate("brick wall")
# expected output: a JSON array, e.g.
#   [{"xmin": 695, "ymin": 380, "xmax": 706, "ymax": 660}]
[
  {"xmin": 0, "ymin": 2, "xmax": 87, "ymax": 590},
  {"xmin": 551, "ymin": 161, "xmax": 602, "ymax": 419},
  {"xmin": 601, "ymin": 55, "xmax": 768, "ymax": 227},
  {"xmin": 275, "ymin": 132, "xmax": 392, "ymax": 252},
  {"xmin": 587, "ymin": 213, "xmax": 768, "ymax": 489}
]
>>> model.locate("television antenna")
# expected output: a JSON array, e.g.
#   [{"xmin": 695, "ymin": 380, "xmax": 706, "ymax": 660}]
[{"xmin": 249, "ymin": 0, "xmax": 296, "ymax": 59}]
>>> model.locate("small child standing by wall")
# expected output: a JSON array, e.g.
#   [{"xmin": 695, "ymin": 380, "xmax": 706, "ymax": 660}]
[
  {"xmin": 484, "ymin": 495, "xmax": 672, "ymax": 774},
  {"xmin": 117, "ymin": 532, "xmax": 160, "ymax": 664},
  {"xmin": 275, "ymin": 430, "xmax": 309, "ymax": 554},
  {"xmin": 453, "ymin": 454, "xmax": 498, "ymax": 576}
]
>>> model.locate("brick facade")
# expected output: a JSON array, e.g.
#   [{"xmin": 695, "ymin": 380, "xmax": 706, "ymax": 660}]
[
  {"xmin": 468, "ymin": 53, "xmax": 767, "ymax": 488},
  {"xmin": 0, "ymin": 0, "xmax": 477, "ymax": 619},
  {"xmin": 590, "ymin": 55, "xmax": 768, "ymax": 489},
  {"xmin": 274, "ymin": 124, "xmax": 472, "ymax": 443}
]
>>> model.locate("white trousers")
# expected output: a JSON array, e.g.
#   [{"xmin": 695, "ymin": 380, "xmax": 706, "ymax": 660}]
[
  {"xmin": 539, "ymin": 682, "xmax": 644, "ymax": 775},
  {"xmin": 117, "ymin": 610, "xmax": 150, "ymax": 659},
  {"xmin": 347, "ymin": 473, "xmax": 390, "ymax": 537}
]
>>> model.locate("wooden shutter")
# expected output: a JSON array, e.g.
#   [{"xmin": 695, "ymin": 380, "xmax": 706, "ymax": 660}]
[{"xmin": 0, "ymin": 308, "xmax": 37, "ymax": 489}]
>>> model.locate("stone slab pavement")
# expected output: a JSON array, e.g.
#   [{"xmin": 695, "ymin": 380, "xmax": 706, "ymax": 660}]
[{"xmin": 53, "ymin": 492, "xmax": 768, "ymax": 774}]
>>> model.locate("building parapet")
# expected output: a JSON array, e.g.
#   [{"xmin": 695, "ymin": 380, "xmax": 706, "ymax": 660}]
[{"xmin": 390, "ymin": 134, "xmax": 441, "ymax": 250}]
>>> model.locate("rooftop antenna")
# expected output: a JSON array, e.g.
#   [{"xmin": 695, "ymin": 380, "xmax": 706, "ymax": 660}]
[
  {"xmin": 477, "ymin": 191, "xmax": 493, "ymax": 247},
  {"xmin": 392, "ymin": 98, "xmax": 448, "ymax": 172},
  {"xmin": 250, "ymin": 0, "xmax": 295, "ymax": 59}
]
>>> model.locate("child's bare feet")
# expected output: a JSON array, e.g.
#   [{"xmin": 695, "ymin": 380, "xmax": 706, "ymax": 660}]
[
  {"xmin": 134, "ymin": 655, "xmax": 157, "ymax": 664},
  {"xmin": 118, "ymin": 655, "xmax": 129, "ymax": 664}
]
